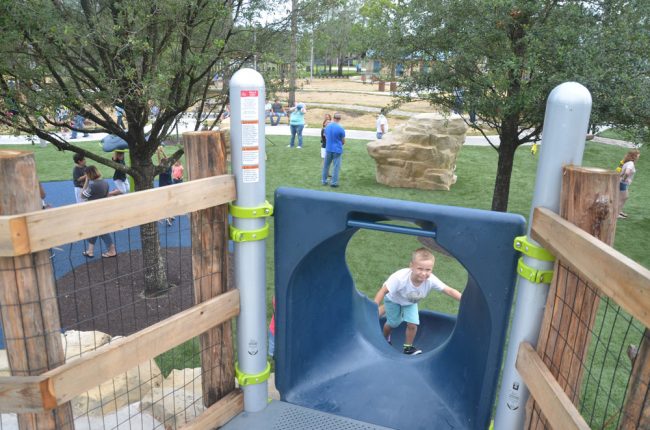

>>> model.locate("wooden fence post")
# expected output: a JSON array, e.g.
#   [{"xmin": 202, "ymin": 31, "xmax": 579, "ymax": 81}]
[
  {"xmin": 526, "ymin": 166, "xmax": 619, "ymax": 429},
  {"xmin": 619, "ymin": 328, "xmax": 650, "ymax": 429},
  {"xmin": 183, "ymin": 132, "xmax": 236, "ymax": 407},
  {"xmin": 0, "ymin": 150, "xmax": 74, "ymax": 429}
]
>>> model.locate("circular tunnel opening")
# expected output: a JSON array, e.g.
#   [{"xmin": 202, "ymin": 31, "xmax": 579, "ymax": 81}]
[{"xmin": 346, "ymin": 221, "xmax": 468, "ymax": 355}]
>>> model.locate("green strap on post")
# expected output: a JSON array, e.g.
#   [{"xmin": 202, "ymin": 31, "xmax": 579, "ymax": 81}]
[
  {"xmin": 228, "ymin": 201, "xmax": 273, "ymax": 242},
  {"xmin": 229, "ymin": 223, "xmax": 269, "ymax": 242},
  {"xmin": 235, "ymin": 361, "xmax": 271, "ymax": 387},
  {"xmin": 229, "ymin": 201, "xmax": 274, "ymax": 219},
  {"xmin": 513, "ymin": 235, "xmax": 555, "ymax": 262},
  {"xmin": 513, "ymin": 236, "xmax": 555, "ymax": 284},
  {"xmin": 516, "ymin": 257, "xmax": 554, "ymax": 284}
]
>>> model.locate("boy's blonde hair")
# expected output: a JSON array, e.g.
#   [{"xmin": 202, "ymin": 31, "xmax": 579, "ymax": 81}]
[{"xmin": 411, "ymin": 248, "xmax": 434, "ymax": 263}]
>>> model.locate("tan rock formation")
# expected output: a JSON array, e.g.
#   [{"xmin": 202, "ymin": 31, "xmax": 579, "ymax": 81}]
[
  {"xmin": 140, "ymin": 367, "xmax": 204, "ymax": 428},
  {"xmin": 367, "ymin": 113, "xmax": 467, "ymax": 190},
  {"xmin": 59, "ymin": 330, "xmax": 164, "ymax": 417}
]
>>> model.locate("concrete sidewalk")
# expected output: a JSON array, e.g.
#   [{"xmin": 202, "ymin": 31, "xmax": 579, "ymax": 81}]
[{"xmin": 0, "ymin": 124, "xmax": 501, "ymax": 147}]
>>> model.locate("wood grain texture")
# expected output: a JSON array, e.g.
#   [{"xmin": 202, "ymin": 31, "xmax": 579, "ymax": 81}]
[
  {"xmin": 184, "ymin": 131, "xmax": 236, "ymax": 408},
  {"xmin": 0, "ymin": 174, "xmax": 236, "ymax": 256},
  {"xmin": 0, "ymin": 150, "xmax": 74, "ymax": 428},
  {"xmin": 526, "ymin": 166, "xmax": 619, "ymax": 429},
  {"xmin": 517, "ymin": 343, "xmax": 590, "ymax": 430},
  {"xmin": 44, "ymin": 289, "xmax": 239, "ymax": 407},
  {"xmin": 531, "ymin": 207, "xmax": 650, "ymax": 328},
  {"xmin": 179, "ymin": 390, "xmax": 244, "ymax": 430}
]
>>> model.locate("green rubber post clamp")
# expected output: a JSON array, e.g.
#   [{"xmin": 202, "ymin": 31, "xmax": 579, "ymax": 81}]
[
  {"xmin": 516, "ymin": 257, "xmax": 555, "ymax": 284},
  {"xmin": 229, "ymin": 201, "xmax": 274, "ymax": 219},
  {"xmin": 228, "ymin": 201, "xmax": 273, "ymax": 242},
  {"xmin": 235, "ymin": 361, "xmax": 271, "ymax": 387},
  {"xmin": 513, "ymin": 235, "xmax": 555, "ymax": 261},
  {"xmin": 229, "ymin": 223, "xmax": 269, "ymax": 242}
]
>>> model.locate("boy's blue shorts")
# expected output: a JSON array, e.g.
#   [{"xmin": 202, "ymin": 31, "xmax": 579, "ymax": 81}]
[{"xmin": 385, "ymin": 298, "xmax": 419, "ymax": 327}]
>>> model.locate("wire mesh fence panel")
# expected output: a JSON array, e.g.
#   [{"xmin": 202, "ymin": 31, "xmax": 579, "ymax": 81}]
[
  {"xmin": 0, "ymin": 209, "xmax": 234, "ymax": 429},
  {"xmin": 527, "ymin": 261, "xmax": 645, "ymax": 430}
]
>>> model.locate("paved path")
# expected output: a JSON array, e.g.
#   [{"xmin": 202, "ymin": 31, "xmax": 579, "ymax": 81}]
[
  {"xmin": 265, "ymin": 124, "xmax": 501, "ymax": 146},
  {"xmin": 0, "ymin": 123, "xmax": 501, "ymax": 147},
  {"xmin": 591, "ymin": 135, "xmax": 636, "ymax": 148},
  {"xmin": 302, "ymin": 101, "xmax": 418, "ymax": 118},
  {"xmin": 0, "ymin": 111, "xmax": 631, "ymax": 149}
]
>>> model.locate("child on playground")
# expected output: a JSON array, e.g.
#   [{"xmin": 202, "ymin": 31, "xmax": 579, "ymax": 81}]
[
  {"xmin": 72, "ymin": 153, "xmax": 87, "ymax": 203},
  {"xmin": 374, "ymin": 248, "xmax": 462, "ymax": 355},
  {"xmin": 172, "ymin": 160, "xmax": 184, "ymax": 184}
]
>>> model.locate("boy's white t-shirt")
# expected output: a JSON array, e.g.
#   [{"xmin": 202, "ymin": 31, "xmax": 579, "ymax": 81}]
[{"xmin": 385, "ymin": 268, "xmax": 445, "ymax": 305}]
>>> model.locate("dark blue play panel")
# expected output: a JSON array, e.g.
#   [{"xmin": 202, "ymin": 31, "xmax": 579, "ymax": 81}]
[{"xmin": 273, "ymin": 188, "xmax": 525, "ymax": 430}]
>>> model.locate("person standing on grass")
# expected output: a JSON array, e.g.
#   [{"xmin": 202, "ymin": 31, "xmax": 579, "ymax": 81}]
[
  {"xmin": 321, "ymin": 112, "xmax": 345, "ymax": 188},
  {"xmin": 288, "ymin": 102, "xmax": 306, "ymax": 148},
  {"xmin": 70, "ymin": 113, "xmax": 89, "ymax": 139},
  {"xmin": 376, "ymin": 109, "xmax": 388, "ymax": 139},
  {"xmin": 374, "ymin": 248, "xmax": 462, "ymax": 355},
  {"xmin": 618, "ymin": 149, "xmax": 640, "ymax": 219},
  {"xmin": 115, "ymin": 103, "xmax": 126, "ymax": 130},
  {"xmin": 320, "ymin": 113, "xmax": 332, "ymax": 160}
]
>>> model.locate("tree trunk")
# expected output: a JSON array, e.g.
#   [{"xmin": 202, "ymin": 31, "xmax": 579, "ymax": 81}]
[
  {"xmin": 491, "ymin": 121, "xmax": 519, "ymax": 212},
  {"xmin": 288, "ymin": 0, "xmax": 298, "ymax": 107},
  {"xmin": 131, "ymin": 155, "xmax": 170, "ymax": 296},
  {"xmin": 337, "ymin": 57, "xmax": 344, "ymax": 76}
]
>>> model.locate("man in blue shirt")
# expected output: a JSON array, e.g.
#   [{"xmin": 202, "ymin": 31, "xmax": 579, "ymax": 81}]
[{"xmin": 321, "ymin": 112, "xmax": 346, "ymax": 187}]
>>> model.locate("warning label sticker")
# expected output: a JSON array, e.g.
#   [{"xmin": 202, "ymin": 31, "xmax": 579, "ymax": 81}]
[
  {"xmin": 242, "ymin": 165, "xmax": 259, "ymax": 183},
  {"xmin": 241, "ymin": 122, "xmax": 259, "ymax": 148},
  {"xmin": 240, "ymin": 90, "xmax": 259, "ymax": 121},
  {"xmin": 242, "ymin": 148, "xmax": 259, "ymax": 166}
]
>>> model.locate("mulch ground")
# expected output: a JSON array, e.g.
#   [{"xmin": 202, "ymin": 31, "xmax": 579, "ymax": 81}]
[{"xmin": 55, "ymin": 248, "xmax": 231, "ymax": 337}]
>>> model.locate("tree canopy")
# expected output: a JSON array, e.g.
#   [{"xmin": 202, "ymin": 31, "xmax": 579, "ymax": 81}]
[
  {"xmin": 365, "ymin": 0, "xmax": 649, "ymax": 211},
  {"xmin": 0, "ymin": 0, "xmax": 260, "ymax": 294}
]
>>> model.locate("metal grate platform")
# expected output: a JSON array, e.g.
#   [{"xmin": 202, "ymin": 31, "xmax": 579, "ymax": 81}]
[{"xmin": 221, "ymin": 401, "xmax": 393, "ymax": 430}]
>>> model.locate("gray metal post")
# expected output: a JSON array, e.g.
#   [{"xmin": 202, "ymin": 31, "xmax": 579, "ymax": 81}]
[
  {"xmin": 229, "ymin": 68, "xmax": 269, "ymax": 412},
  {"xmin": 494, "ymin": 82, "xmax": 592, "ymax": 429}
]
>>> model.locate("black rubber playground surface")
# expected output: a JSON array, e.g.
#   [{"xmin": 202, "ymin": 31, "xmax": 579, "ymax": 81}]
[{"xmin": 18, "ymin": 181, "xmax": 197, "ymax": 340}]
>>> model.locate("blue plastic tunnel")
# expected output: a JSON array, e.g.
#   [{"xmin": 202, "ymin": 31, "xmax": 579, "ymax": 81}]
[{"xmin": 273, "ymin": 188, "xmax": 525, "ymax": 430}]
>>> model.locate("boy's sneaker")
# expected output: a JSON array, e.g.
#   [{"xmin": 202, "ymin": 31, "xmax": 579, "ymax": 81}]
[
  {"xmin": 386, "ymin": 334, "xmax": 392, "ymax": 345},
  {"xmin": 403, "ymin": 345, "xmax": 422, "ymax": 355}
]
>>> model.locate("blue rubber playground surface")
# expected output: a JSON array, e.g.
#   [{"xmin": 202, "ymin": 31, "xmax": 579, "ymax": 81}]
[
  {"xmin": 41, "ymin": 180, "xmax": 191, "ymax": 280},
  {"xmin": 0, "ymin": 180, "xmax": 192, "ymax": 348}
]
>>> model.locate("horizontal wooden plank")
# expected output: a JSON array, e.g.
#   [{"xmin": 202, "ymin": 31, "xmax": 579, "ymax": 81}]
[
  {"xmin": 0, "ymin": 376, "xmax": 48, "ymax": 413},
  {"xmin": 531, "ymin": 207, "xmax": 650, "ymax": 328},
  {"xmin": 42, "ymin": 289, "xmax": 239, "ymax": 408},
  {"xmin": 517, "ymin": 342, "xmax": 590, "ymax": 430},
  {"xmin": 0, "ymin": 175, "xmax": 236, "ymax": 256},
  {"xmin": 179, "ymin": 389, "xmax": 244, "ymax": 430}
]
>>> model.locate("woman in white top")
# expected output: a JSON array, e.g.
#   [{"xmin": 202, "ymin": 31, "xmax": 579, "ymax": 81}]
[{"xmin": 618, "ymin": 149, "xmax": 640, "ymax": 219}]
